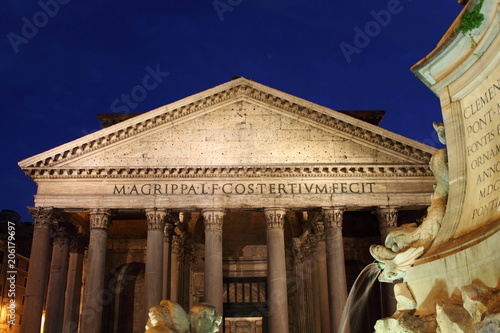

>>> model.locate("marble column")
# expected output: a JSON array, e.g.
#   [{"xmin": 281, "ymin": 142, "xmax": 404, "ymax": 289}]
[
  {"xmin": 322, "ymin": 207, "xmax": 348, "ymax": 333},
  {"xmin": 44, "ymin": 223, "xmax": 71, "ymax": 333},
  {"xmin": 22, "ymin": 207, "xmax": 54, "ymax": 333},
  {"xmin": 292, "ymin": 239, "xmax": 305, "ymax": 332},
  {"xmin": 313, "ymin": 221, "xmax": 331, "ymax": 333},
  {"xmin": 303, "ymin": 234, "xmax": 317, "ymax": 333},
  {"xmin": 376, "ymin": 206, "xmax": 399, "ymax": 317},
  {"xmin": 304, "ymin": 233, "xmax": 321, "ymax": 332},
  {"xmin": 145, "ymin": 209, "xmax": 167, "ymax": 314},
  {"xmin": 62, "ymin": 234, "xmax": 86, "ymax": 333},
  {"xmin": 201, "ymin": 209, "xmax": 225, "ymax": 316},
  {"xmin": 80, "ymin": 209, "xmax": 111, "ymax": 333},
  {"xmin": 170, "ymin": 232, "xmax": 185, "ymax": 303},
  {"xmin": 177, "ymin": 248, "xmax": 192, "ymax": 309},
  {"xmin": 264, "ymin": 208, "xmax": 289, "ymax": 333},
  {"xmin": 162, "ymin": 219, "xmax": 174, "ymax": 300}
]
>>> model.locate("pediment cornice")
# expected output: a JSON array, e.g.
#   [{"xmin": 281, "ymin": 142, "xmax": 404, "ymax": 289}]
[
  {"xmin": 19, "ymin": 78, "xmax": 436, "ymax": 175},
  {"xmin": 22, "ymin": 164, "xmax": 433, "ymax": 179}
]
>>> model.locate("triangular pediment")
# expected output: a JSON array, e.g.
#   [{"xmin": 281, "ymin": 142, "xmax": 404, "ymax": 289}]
[{"xmin": 19, "ymin": 78, "xmax": 436, "ymax": 178}]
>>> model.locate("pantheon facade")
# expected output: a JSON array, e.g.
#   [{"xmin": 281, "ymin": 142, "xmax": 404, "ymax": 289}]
[{"xmin": 19, "ymin": 78, "xmax": 436, "ymax": 333}]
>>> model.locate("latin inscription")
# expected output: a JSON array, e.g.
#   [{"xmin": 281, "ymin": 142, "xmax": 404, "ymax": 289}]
[
  {"xmin": 112, "ymin": 182, "xmax": 376, "ymax": 196},
  {"xmin": 462, "ymin": 77, "xmax": 500, "ymax": 220}
]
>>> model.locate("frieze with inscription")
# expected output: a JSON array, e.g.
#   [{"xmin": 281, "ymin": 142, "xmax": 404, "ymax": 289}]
[{"xmin": 112, "ymin": 181, "xmax": 376, "ymax": 196}]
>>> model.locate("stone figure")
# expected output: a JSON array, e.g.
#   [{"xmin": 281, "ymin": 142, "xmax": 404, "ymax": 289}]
[
  {"xmin": 370, "ymin": 122, "xmax": 449, "ymax": 282},
  {"xmin": 145, "ymin": 301, "xmax": 222, "ymax": 333},
  {"xmin": 145, "ymin": 300, "xmax": 190, "ymax": 333},
  {"xmin": 188, "ymin": 303, "xmax": 223, "ymax": 333}
]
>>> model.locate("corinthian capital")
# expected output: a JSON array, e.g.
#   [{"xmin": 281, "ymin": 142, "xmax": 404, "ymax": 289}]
[
  {"xmin": 145, "ymin": 208, "xmax": 168, "ymax": 230},
  {"xmin": 164, "ymin": 217, "xmax": 175, "ymax": 242},
  {"xmin": 264, "ymin": 208, "xmax": 286, "ymax": 229},
  {"xmin": 322, "ymin": 207, "xmax": 346, "ymax": 228},
  {"xmin": 172, "ymin": 232, "xmax": 187, "ymax": 255},
  {"xmin": 52, "ymin": 222, "xmax": 74, "ymax": 246},
  {"xmin": 202, "ymin": 209, "xmax": 225, "ymax": 231},
  {"xmin": 28, "ymin": 206, "xmax": 54, "ymax": 230},
  {"xmin": 89, "ymin": 209, "xmax": 111, "ymax": 230},
  {"xmin": 69, "ymin": 234, "xmax": 88, "ymax": 253},
  {"xmin": 313, "ymin": 221, "xmax": 325, "ymax": 241},
  {"xmin": 376, "ymin": 206, "xmax": 399, "ymax": 229}
]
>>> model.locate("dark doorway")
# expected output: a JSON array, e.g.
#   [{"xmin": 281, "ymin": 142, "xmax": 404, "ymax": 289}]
[{"xmin": 223, "ymin": 277, "xmax": 268, "ymax": 333}]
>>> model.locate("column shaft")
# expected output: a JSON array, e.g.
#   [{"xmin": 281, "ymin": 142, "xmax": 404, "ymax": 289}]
[
  {"xmin": 145, "ymin": 209, "xmax": 166, "ymax": 314},
  {"xmin": 292, "ymin": 245, "xmax": 305, "ymax": 332},
  {"xmin": 311, "ymin": 254, "xmax": 322, "ymax": 333},
  {"xmin": 62, "ymin": 235, "xmax": 85, "ymax": 333},
  {"xmin": 170, "ymin": 251, "xmax": 179, "ymax": 302},
  {"xmin": 202, "ymin": 209, "xmax": 225, "ymax": 316},
  {"xmin": 80, "ymin": 209, "xmax": 111, "ymax": 333},
  {"xmin": 315, "ymin": 240, "xmax": 331, "ymax": 333},
  {"xmin": 264, "ymin": 208, "xmax": 289, "ymax": 333},
  {"xmin": 304, "ymin": 254, "xmax": 315, "ymax": 332},
  {"xmin": 171, "ymin": 230, "xmax": 187, "ymax": 303},
  {"xmin": 162, "ymin": 222, "xmax": 173, "ymax": 300},
  {"xmin": 376, "ymin": 206, "xmax": 399, "ymax": 317},
  {"xmin": 323, "ymin": 207, "xmax": 349, "ymax": 333},
  {"xmin": 22, "ymin": 207, "xmax": 53, "ymax": 333},
  {"xmin": 44, "ymin": 225, "xmax": 70, "ymax": 333}
]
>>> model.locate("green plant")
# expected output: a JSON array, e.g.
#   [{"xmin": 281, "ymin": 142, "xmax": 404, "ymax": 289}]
[{"xmin": 457, "ymin": 0, "xmax": 485, "ymax": 48}]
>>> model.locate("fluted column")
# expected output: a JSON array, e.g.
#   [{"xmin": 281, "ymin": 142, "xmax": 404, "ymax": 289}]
[
  {"xmin": 201, "ymin": 209, "xmax": 225, "ymax": 316},
  {"xmin": 22, "ymin": 207, "xmax": 54, "ymax": 333},
  {"xmin": 313, "ymin": 221, "xmax": 331, "ymax": 333},
  {"xmin": 162, "ymin": 219, "xmax": 174, "ymax": 300},
  {"xmin": 145, "ymin": 209, "xmax": 167, "ymax": 314},
  {"xmin": 323, "ymin": 207, "xmax": 348, "ymax": 333},
  {"xmin": 63, "ymin": 234, "xmax": 87, "ymax": 333},
  {"xmin": 80, "ymin": 209, "xmax": 111, "ymax": 333},
  {"xmin": 44, "ymin": 223, "xmax": 71, "ymax": 333},
  {"xmin": 264, "ymin": 208, "xmax": 289, "ymax": 333},
  {"xmin": 376, "ymin": 206, "xmax": 399, "ymax": 317}
]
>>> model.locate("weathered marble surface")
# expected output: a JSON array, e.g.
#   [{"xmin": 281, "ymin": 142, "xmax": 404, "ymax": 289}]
[
  {"xmin": 373, "ymin": 0, "xmax": 500, "ymax": 331},
  {"xmin": 18, "ymin": 77, "xmax": 436, "ymax": 211}
]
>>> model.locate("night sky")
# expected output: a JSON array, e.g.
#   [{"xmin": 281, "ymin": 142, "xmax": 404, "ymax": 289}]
[{"xmin": 2, "ymin": 1, "xmax": 463, "ymax": 221}]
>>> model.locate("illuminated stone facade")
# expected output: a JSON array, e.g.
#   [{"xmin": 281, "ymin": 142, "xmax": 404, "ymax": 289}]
[{"xmin": 19, "ymin": 78, "xmax": 437, "ymax": 333}]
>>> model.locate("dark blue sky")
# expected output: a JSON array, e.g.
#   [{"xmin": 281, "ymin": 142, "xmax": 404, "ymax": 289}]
[{"xmin": 2, "ymin": 1, "xmax": 463, "ymax": 221}]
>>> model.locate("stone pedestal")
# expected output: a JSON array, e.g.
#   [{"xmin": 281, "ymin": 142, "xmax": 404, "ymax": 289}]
[
  {"xmin": 22, "ymin": 207, "xmax": 53, "ymax": 333},
  {"xmin": 44, "ymin": 224, "xmax": 71, "ymax": 333},
  {"xmin": 264, "ymin": 208, "xmax": 289, "ymax": 333},
  {"xmin": 62, "ymin": 234, "xmax": 86, "ymax": 333},
  {"xmin": 202, "ymin": 209, "xmax": 225, "ymax": 315},
  {"xmin": 80, "ymin": 209, "xmax": 111, "ymax": 333},
  {"xmin": 323, "ymin": 207, "xmax": 348, "ymax": 333},
  {"xmin": 145, "ymin": 209, "xmax": 167, "ymax": 314}
]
